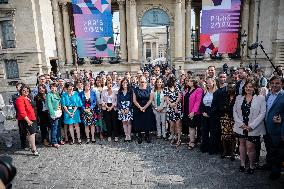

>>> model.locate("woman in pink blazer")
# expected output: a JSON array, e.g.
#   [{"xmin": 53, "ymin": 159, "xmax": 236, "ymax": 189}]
[{"xmin": 183, "ymin": 78, "xmax": 203, "ymax": 149}]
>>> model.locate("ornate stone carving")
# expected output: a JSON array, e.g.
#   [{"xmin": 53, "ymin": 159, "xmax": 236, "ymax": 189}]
[
  {"xmin": 138, "ymin": 5, "xmax": 174, "ymax": 25},
  {"xmin": 61, "ymin": 2, "xmax": 69, "ymax": 11},
  {"xmin": 176, "ymin": 0, "xmax": 182, "ymax": 4},
  {"xmin": 117, "ymin": 0, "xmax": 126, "ymax": 6},
  {"xmin": 185, "ymin": 0, "xmax": 192, "ymax": 7},
  {"xmin": 129, "ymin": 0, "xmax": 136, "ymax": 6}
]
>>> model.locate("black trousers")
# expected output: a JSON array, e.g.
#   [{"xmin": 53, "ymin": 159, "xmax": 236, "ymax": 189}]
[
  {"xmin": 38, "ymin": 111, "xmax": 50, "ymax": 142},
  {"xmin": 103, "ymin": 109, "xmax": 118, "ymax": 138},
  {"xmin": 201, "ymin": 116, "xmax": 221, "ymax": 154},
  {"xmin": 18, "ymin": 121, "xmax": 27, "ymax": 148}
]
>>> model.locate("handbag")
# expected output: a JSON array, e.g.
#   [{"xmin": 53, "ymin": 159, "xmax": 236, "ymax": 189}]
[{"xmin": 54, "ymin": 109, "xmax": 62, "ymax": 118}]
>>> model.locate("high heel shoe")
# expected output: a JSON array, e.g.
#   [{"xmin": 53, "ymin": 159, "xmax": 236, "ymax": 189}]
[
  {"xmin": 175, "ymin": 140, "xmax": 181, "ymax": 147},
  {"xmin": 239, "ymin": 166, "xmax": 245, "ymax": 173}
]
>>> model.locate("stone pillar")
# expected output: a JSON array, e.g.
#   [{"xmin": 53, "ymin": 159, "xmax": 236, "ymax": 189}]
[
  {"xmin": 156, "ymin": 41, "xmax": 159, "ymax": 59},
  {"xmin": 151, "ymin": 42, "xmax": 153, "ymax": 60},
  {"xmin": 143, "ymin": 42, "xmax": 146, "ymax": 62},
  {"xmin": 175, "ymin": 0, "xmax": 183, "ymax": 60},
  {"xmin": 185, "ymin": 0, "xmax": 192, "ymax": 59},
  {"xmin": 194, "ymin": 8, "xmax": 201, "ymax": 55},
  {"xmin": 241, "ymin": 0, "xmax": 250, "ymax": 58},
  {"xmin": 118, "ymin": 0, "xmax": 127, "ymax": 61},
  {"xmin": 51, "ymin": 0, "xmax": 66, "ymax": 65},
  {"xmin": 62, "ymin": 2, "xmax": 73, "ymax": 65},
  {"xmin": 129, "ymin": 0, "xmax": 138, "ymax": 61},
  {"xmin": 126, "ymin": 0, "xmax": 131, "ymax": 62}
]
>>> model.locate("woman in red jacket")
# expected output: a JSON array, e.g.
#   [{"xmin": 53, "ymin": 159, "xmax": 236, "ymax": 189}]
[{"xmin": 15, "ymin": 85, "xmax": 39, "ymax": 156}]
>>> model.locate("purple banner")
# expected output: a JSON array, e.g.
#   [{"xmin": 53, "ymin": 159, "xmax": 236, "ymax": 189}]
[{"xmin": 200, "ymin": 0, "xmax": 241, "ymax": 54}]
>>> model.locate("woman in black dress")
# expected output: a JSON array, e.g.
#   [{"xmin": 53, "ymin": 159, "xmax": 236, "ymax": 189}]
[{"xmin": 133, "ymin": 76, "xmax": 155, "ymax": 144}]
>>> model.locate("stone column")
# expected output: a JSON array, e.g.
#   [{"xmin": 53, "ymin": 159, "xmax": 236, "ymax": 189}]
[
  {"xmin": 194, "ymin": 8, "xmax": 201, "ymax": 55},
  {"xmin": 156, "ymin": 41, "xmax": 159, "ymax": 59},
  {"xmin": 129, "ymin": 0, "xmax": 139, "ymax": 61},
  {"xmin": 118, "ymin": 0, "xmax": 127, "ymax": 61},
  {"xmin": 185, "ymin": 0, "xmax": 192, "ymax": 60},
  {"xmin": 51, "ymin": 0, "xmax": 66, "ymax": 65},
  {"xmin": 62, "ymin": 2, "xmax": 73, "ymax": 65},
  {"xmin": 241, "ymin": 0, "xmax": 250, "ymax": 58},
  {"xmin": 143, "ymin": 42, "xmax": 146, "ymax": 62},
  {"xmin": 151, "ymin": 42, "xmax": 153, "ymax": 60},
  {"xmin": 175, "ymin": 0, "xmax": 183, "ymax": 60}
]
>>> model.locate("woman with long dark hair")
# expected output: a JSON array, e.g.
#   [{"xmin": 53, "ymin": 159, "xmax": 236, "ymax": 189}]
[
  {"xmin": 34, "ymin": 84, "xmax": 50, "ymax": 146},
  {"xmin": 165, "ymin": 76, "xmax": 182, "ymax": 146},
  {"xmin": 15, "ymin": 85, "xmax": 39, "ymax": 156},
  {"xmin": 152, "ymin": 78, "xmax": 167, "ymax": 139},
  {"xmin": 183, "ymin": 78, "xmax": 203, "ymax": 150},
  {"xmin": 117, "ymin": 78, "xmax": 133, "ymax": 142},
  {"xmin": 233, "ymin": 79, "xmax": 266, "ymax": 174},
  {"xmin": 79, "ymin": 82, "xmax": 97, "ymax": 143},
  {"xmin": 220, "ymin": 83, "xmax": 237, "ymax": 160}
]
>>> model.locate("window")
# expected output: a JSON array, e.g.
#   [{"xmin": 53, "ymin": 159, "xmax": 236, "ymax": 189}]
[
  {"xmin": 159, "ymin": 50, "xmax": 163, "ymax": 58},
  {"xmin": 5, "ymin": 59, "xmax": 19, "ymax": 79},
  {"xmin": 0, "ymin": 0, "xmax": 9, "ymax": 4},
  {"xmin": 146, "ymin": 49, "xmax": 151, "ymax": 59},
  {"xmin": 1, "ymin": 20, "xmax": 16, "ymax": 49}
]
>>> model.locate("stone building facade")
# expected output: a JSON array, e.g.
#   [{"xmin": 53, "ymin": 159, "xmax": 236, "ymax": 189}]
[{"xmin": 0, "ymin": 0, "xmax": 283, "ymax": 89}]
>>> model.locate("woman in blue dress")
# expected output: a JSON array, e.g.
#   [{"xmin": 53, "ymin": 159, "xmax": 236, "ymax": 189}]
[
  {"xmin": 117, "ymin": 78, "xmax": 133, "ymax": 142},
  {"xmin": 61, "ymin": 82, "xmax": 83, "ymax": 144},
  {"xmin": 133, "ymin": 76, "xmax": 155, "ymax": 144}
]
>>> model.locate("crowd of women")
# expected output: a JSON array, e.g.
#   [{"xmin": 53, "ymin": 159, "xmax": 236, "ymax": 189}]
[{"xmin": 10, "ymin": 65, "xmax": 284, "ymax": 179}]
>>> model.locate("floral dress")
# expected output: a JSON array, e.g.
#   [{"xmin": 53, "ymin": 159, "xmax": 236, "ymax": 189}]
[
  {"xmin": 82, "ymin": 98, "xmax": 96, "ymax": 127},
  {"xmin": 164, "ymin": 86, "xmax": 182, "ymax": 121},
  {"xmin": 117, "ymin": 91, "xmax": 133, "ymax": 121}
]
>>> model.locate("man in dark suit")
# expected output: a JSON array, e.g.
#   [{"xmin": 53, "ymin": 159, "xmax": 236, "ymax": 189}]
[
  {"xmin": 264, "ymin": 76, "xmax": 284, "ymax": 180},
  {"xmin": 208, "ymin": 72, "xmax": 227, "ymax": 154}
]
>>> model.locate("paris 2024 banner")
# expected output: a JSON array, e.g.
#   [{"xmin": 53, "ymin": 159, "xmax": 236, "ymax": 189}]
[
  {"xmin": 200, "ymin": 0, "xmax": 241, "ymax": 55},
  {"xmin": 72, "ymin": 0, "xmax": 114, "ymax": 58}
]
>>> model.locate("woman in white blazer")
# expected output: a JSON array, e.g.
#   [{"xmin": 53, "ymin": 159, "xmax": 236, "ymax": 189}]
[
  {"xmin": 152, "ymin": 78, "xmax": 167, "ymax": 139},
  {"xmin": 233, "ymin": 79, "xmax": 266, "ymax": 174}
]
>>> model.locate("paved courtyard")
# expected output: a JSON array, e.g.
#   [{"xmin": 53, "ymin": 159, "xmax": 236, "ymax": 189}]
[{"xmin": 1, "ymin": 120, "xmax": 284, "ymax": 189}]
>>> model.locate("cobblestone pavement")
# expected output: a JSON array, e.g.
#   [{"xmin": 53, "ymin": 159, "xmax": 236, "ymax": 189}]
[{"xmin": 1, "ymin": 120, "xmax": 284, "ymax": 189}]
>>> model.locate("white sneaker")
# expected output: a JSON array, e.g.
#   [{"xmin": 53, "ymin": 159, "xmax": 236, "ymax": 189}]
[{"xmin": 107, "ymin": 137, "xmax": 112, "ymax": 142}]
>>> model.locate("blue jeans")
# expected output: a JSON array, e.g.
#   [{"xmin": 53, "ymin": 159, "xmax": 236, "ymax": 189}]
[{"xmin": 50, "ymin": 118, "xmax": 61, "ymax": 144}]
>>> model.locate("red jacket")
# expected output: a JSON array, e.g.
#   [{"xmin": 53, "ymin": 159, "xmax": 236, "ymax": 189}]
[{"xmin": 15, "ymin": 96, "xmax": 36, "ymax": 121}]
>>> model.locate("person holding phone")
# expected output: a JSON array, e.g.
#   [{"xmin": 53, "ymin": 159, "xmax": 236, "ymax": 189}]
[
  {"xmin": 264, "ymin": 76, "xmax": 284, "ymax": 180},
  {"xmin": 233, "ymin": 79, "xmax": 266, "ymax": 174}
]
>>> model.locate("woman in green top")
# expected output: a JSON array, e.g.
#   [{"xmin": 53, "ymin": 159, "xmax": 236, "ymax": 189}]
[{"xmin": 46, "ymin": 82, "xmax": 63, "ymax": 148}]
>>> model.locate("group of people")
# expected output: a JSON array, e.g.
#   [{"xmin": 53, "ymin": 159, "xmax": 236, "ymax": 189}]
[{"xmin": 2, "ymin": 64, "xmax": 284, "ymax": 180}]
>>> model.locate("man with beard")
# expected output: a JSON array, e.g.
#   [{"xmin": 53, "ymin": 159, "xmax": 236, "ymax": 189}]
[{"xmin": 236, "ymin": 67, "xmax": 250, "ymax": 95}]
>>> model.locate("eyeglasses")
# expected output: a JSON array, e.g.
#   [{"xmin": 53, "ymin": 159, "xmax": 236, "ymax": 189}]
[{"xmin": 22, "ymin": 90, "xmax": 29, "ymax": 93}]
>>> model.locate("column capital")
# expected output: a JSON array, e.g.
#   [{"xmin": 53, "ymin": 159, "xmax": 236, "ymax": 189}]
[
  {"xmin": 117, "ymin": 0, "xmax": 126, "ymax": 5},
  {"xmin": 61, "ymin": 2, "xmax": 69, "ymax": 11},
  {"xmin": 185, "ymin": 0, "xmax": 192, "ymax": 7},
  {"xmin": 129, "ymin": 0, "xmax": 136, "ymax": 6},
  {"xmin": 244, "ymin": 0, "xmax": 250, "ymax": 4},
  {"xmin": 176, "ymin": 0, "xmax": 182, "ymax": 4}
]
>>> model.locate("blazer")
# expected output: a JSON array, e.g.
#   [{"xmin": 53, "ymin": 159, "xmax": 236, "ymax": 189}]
[
  {"xmin": 15, "ymin": 96, "xmax": 36, "ymax": 121},
  {"xmin": 187, "ymin": 88, "xmax": 203, "ymax": 115},
  {"xmin": 79, "ymin": 90, "xmax": 97, "ymax": 110},
  {"xmin": 152, "ymin": 90, "xmax": 167, "ymax": 113},
  {"xmin": 265, "ymin": 90, "xmax": 284, "ymax": 145},
  {"xmin": 101, "ymin": 89, "xmax": 117, "ymax": 110},
  {"xmin": 233, "ymin": 95, "xmax": 266, "ymax": 136},
  {"xmin": 46, "ymin": 92, "xmax": 61, "ymax": 118}
]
